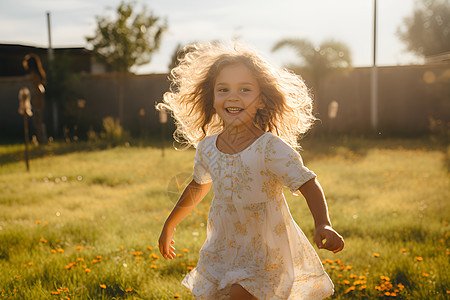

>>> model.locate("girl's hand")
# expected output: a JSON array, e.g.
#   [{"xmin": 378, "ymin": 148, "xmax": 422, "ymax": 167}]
[
  {"xmin": 314, "ymin": 225, "xmax": 344, "ymax": 253},
  {"xmin": 158, "ymin": 226, "xmax": 176, "ymax": 259}
]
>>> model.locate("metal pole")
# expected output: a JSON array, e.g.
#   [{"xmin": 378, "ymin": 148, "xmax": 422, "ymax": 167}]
[
  {"xmin": 46, "ymin": 12, "xmax": 54, "ymax": 61},
  {"xmin": 370, "ymin": 0, "xmax": 378, "ymax": 131},
  {"xmin": 24, "ymin": 115, "xmax": 30, "ymax": 171},
  {"xmin": 47, "ymin": 12, "xmax": 58, "ymax": 136},
  {"xmin": 161, "ymin": 122, "xmax": 165, "ymax": 157},
  {"xmin": 159, "ymin": 109, "xmax": 167, "ymax": 157}
]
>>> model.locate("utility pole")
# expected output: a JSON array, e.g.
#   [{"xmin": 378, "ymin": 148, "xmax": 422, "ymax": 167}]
[
  {"xmin": 47, "ymin": 12, "xmax": 58, "ymax": 136},
  {"xmin": 370, "ymin": 0, "xmax": 378, "ymax": 131}
]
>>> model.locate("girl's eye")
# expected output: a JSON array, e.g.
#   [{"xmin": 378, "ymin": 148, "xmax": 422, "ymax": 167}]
[
  {"xmin": 218, "ymin": 88, "xmax": 228, "ymax": 92},
  {"xmin": 240, "ymin": 88, "xmax": 250, "ymax": 92}
]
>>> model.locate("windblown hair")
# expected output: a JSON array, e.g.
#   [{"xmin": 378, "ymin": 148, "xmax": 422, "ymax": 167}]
[{"xmin": 156, "ymin": 42, "xmax": 316, "ymax": 149}]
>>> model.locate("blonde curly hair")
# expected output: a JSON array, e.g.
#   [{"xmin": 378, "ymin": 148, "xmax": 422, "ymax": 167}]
[{"xmin": 156, "ymin": 42, "xmax": 316, "ymax": 149}]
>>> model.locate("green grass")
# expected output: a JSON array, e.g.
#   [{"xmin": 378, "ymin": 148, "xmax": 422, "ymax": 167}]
[{"xmin": 0, "ymin": 136, "xmax": 448, "ymax": 299}]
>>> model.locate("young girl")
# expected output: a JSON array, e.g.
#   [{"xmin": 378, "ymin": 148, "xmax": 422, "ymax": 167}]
[{"xmin": 158, "ymin": 42, "xmax": 344, "ymax": 300}]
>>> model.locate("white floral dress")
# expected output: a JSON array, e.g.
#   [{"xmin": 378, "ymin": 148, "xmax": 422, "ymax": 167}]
[{"xmin": 181, "ymin": 132, "xmax": 334, "ymax": 300}]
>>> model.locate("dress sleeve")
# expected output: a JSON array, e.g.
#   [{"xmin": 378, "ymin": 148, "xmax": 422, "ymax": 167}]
[
  {"xmin": 192, "ymin": 138, "xmax": 213, "ymax": 184},
  {"xmin": 264, "ymin": 135, "xmax": 316, "ymax": 195}
]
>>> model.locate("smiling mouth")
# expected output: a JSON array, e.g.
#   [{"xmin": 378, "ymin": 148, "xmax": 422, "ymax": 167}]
[{"xmin": 225, "ymin": 107, "xmax": 244, "ymax": 114}]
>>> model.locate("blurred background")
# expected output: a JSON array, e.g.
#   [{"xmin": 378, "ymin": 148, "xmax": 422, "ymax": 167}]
[
  {"xmin": 0, "ymin": 1, "xmax": 449, "ymax": 299},
  {"xmin": 0, "ymin": 0, "xmax": 448, "ymax": 144}
]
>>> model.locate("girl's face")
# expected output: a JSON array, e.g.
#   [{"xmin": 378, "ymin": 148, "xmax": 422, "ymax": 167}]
[{"xmin": 213, "ymin": 63, "xmax": 264, "ymax": 129}]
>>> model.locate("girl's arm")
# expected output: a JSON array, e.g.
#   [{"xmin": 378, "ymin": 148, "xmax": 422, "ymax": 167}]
[
  {"xmin": 158, "ymin": 179, "xmax": 212, "ymax": 259},
  {"xmin": 299, "ymin": 178, "xmax": 344, "ymax": 253}
]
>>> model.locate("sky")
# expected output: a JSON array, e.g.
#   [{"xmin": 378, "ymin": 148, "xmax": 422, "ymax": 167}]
[{"xmin": 0, "ymin": 0, "xmax": 421, "ymax": 74}]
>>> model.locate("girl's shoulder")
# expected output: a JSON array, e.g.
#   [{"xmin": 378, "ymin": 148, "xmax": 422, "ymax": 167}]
[
  {"xmin": 263, "ymin": 132, "xmax": 301, "ymax": 156},
  {"xmin": 264, "ymin": 132, "xmax": 290, "ymax": 148},
  {"xmin": 195, "ymin": 133, "xmax": 219, "ymax": 149}
]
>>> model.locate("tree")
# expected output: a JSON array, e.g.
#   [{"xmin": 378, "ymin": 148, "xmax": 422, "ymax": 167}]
[
  {"xmin": 272, "ymin": 38, "xmax": 352, "ymax": 114},
  {"xmin": 397, "ymin": 0, "xmax": 450, "ymax": 58},
  {"xmin": 86, "ymin": 1, "xmax": 167, "ymax": 124}
]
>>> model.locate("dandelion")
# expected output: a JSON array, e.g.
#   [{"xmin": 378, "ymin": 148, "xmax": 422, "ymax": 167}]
[
  {"xmin": 76, "ymin": 246, "xmax": 83, "ymax": 250},
  {"xmin": 77, "ymin": 258, "xmax": 84, "ymax": 262},
  {"xmin": 344, "ymin": 286, "xmax": 355, "ymax": 294},
  {"xmin": 51, "ymin": 291, "xmax": 60, "ymax": 295},
  {"xmin": 343, "ymin": 280, "xmax": 350, "ymax": 285},
  {"xmin": 14, "ymin": 275, "xmax": 20, "ymax": 279},
  {"xmin": 174, "ymin": 293, "xmax": 180, "ymax": 298},
  {"xmin": 120, "ymin": 245, "xmax": 124, "ymax": 250},
  {"xmin": 373, "ymin": 253, "xmax": 380, "ymax": 257},
  {"xmin": 401, "ymin": 249, "xmax": 407, "ymax": 253},
  {"xmin": 187, "ymin": 266, "xmax": 194, "ymax": 271},
  {"xmin": 150, "ymin": 253, "xmax": 159, "ymax": 259},
  {"xmin": 359, "ymin": 285, "xmax": 366, "ymax": 290},
  {"xmin": 385, "ymin": 292, "xmax": 391, "ymax": 296},
  {"xmin": 177, "ymin": 254, "xmax": 183, "ymax": 257},
  {"xmin": 150, "ymin": 265, "xmax": 157, "ymax": 269},
  {"xmin": 147, "ymin": 246, "xmax": 153, "ymax": 251},
  {"xmin": 28, "ymin": 262, "xmax": 34, "ymax": 266},
  {"xmin": 415, "ymin": 256, "xmax": 423, "ymax": 261},
  {"xmin": 136, "ymin": 257, "xmax": 142, "ymax": 261},
  {"xmin": 85, "ymin": 268, "xmax": 91, "ymax": 273},
  {"xmin": 325, "ymin": 259, "xmax": 333, "ymax": 264},
  {"xmin": 57, "ymin": 248, "xmax": 64, "ymax": 253},
  {"xmin": 92, "ymin": 259, "xmax": 100, "ymax": 263},
  {"xmin": 65, "ymin": 263, "xmax": 76, "ymax": 270},
  {"xmin": 97, "ymin": 256, "xmax": 102, "ymax": 259},
  {"xmin": 422, "ymin": 273, "xmax": 429, "ymax": 277},
  {"xmin": 183, "ymin": 249, "xmax": 189, "ymax": 253},
  {"xmin": 40, "ymin": 238, "xmax": 47, "ymax": 243},
  {"xmin": 350, "ymin": 274, "xmax": 357, "ymax": 279},
  {"xmin": 100, "ymin": 284, "xmax": 106, "ymax": 289},
  {"xmin": 346, "ymin": 266, "xmax": 352, "ymax": 270},
  {"xmin": 125, "ymin": 288, "xmax": 132, "ymax": 292},
  {"xmin": 133, "ymin": 251, "xmax": 143, "ymax": 256},
  {"xmin": 36, "ymin": 220, "xmax": 41, "ymax": 224},
  {"xmin": 51, "ymin": 249, "xmax": 57, "ymax": 254}
]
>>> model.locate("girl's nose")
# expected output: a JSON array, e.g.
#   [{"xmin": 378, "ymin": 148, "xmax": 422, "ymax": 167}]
[{"xmin": 225, "ymin": 91, "xmax": 240, "ymax": 101}]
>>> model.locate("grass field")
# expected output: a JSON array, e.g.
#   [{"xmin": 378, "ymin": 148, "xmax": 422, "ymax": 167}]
[{"xmin": 0, "ymin": 135, "xmax": 448, "ymax": 299}]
